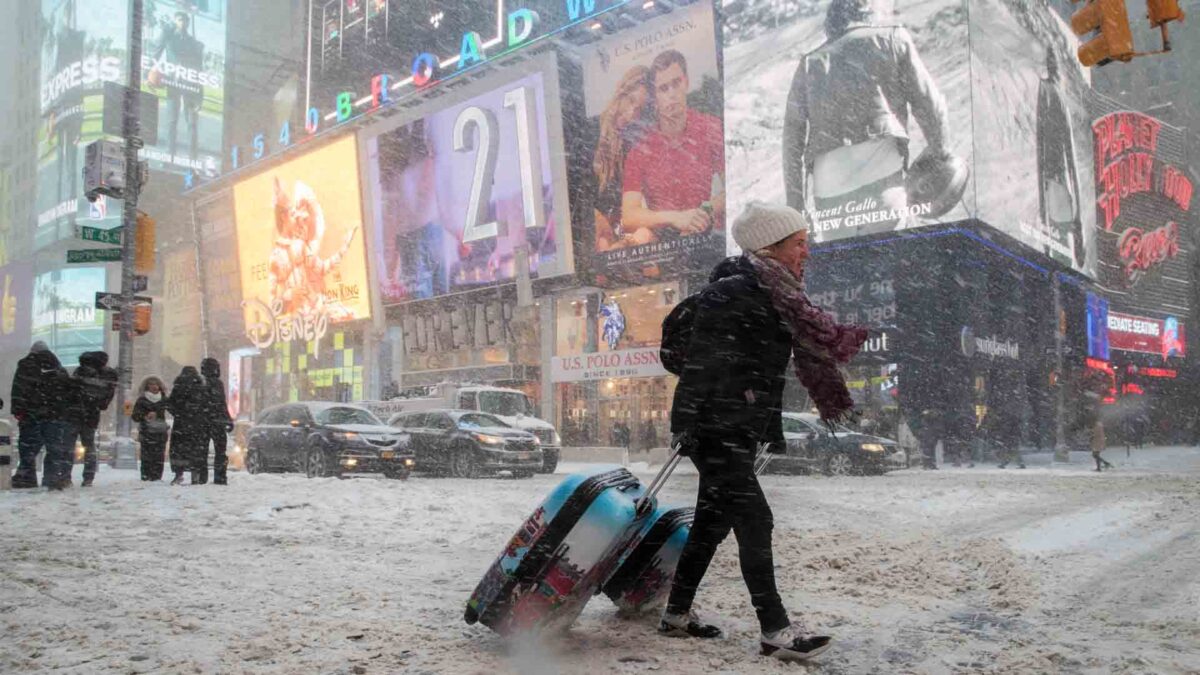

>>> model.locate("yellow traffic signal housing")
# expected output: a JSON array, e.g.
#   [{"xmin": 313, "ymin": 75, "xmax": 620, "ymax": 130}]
[
  {"xmin": 1147, "ymin": 0, "xmax": 1185, "ymax": 26},
  {"xmin": 134, "ymin": 305, "xmax": 151, "ymax": 336},
  {"xmin": 134, "ymin": 211, "xmax": 155, "ymax": 275},
  {"xmin": 1071, "ymin": 0, "xmax": 1135, "ymax": 66}
]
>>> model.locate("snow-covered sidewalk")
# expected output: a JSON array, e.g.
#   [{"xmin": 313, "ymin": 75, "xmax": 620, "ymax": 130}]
[{"xmin": 2, "ymin": 446, "xmax": 1199, "ymax": 674}]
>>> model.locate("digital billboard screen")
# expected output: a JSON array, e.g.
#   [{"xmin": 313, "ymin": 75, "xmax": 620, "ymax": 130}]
[
  {"xmin": 723, "ymin": 0, "xmax": 974, "ymax": 247},
  {"xmin": 232, "ymin": 136, "xmax": 371, "ymax": 354},
  {"xmin": 581, "ymin": 0, "xmax": 725, "ymax": 282},
  {"xmin": 139, "ymin": 0, "xmax": 227, "ymax": 177},
  {"xmin": 31, "ymin": 267, "xmax": 107, "ymax": 365},
  {"xmin": 364, "ymin": 57, "xmax": 571, "ymax": 305},
  {"xmin": 36, "ymin": 0, "xmax": 128, "ymax": 243}
]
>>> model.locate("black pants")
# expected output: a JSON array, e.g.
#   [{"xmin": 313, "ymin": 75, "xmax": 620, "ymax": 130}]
[
  {"xmin": 665, "ymin": 438, "xmax": 789, "ymax": 633},
  {"xmin": 140, "ymin": 437, "xmax": 166, "ymax": 481},
  {"xmin": 208, "ymin": 427, "xmax": 228, "ymax": 484},
  {"xmin": 67, "ymin": 425, "xmax": 98, "ymax": 481}
]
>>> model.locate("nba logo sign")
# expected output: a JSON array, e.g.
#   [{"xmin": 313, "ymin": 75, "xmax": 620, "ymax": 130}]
[{"xmin": 89, "ymin": 196, "xmax": 107, "ymax": 220}]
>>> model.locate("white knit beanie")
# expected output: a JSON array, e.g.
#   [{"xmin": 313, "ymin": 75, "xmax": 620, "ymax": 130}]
[{"xmin": 731, "ymin": 202, "xmax": 810, "ymax": 252}]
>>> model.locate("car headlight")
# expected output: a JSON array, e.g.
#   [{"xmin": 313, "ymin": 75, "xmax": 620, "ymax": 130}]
[
  {"xmin": 403, "ymin": 458, "xmax": 415, "ymax": 467},
  {"xmin": 530, "ymin": 436, "xmax": 541, "ymax": 447},
  {"xmin": 861, "ymin": 443, "xmax": 886, "ymax": 453},
  {"xmin": 333, "ymin": 431, "xmax": 360, "ymax": 442},
  {"xmin": 474, "ymin": 432, "xmax": 505, "ymax": 446}
]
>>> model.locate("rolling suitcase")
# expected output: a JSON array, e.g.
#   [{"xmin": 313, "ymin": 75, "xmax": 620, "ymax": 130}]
[
  {"xmin": 464, "ymin": 466, "xmax": 657, "ymax": 635},
  {"xmin": 602, "ymin": 445, "xmax": 775, "ymax": 615}
]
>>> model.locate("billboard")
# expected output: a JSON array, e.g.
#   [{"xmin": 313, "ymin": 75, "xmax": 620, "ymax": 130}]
[
  {"xmin": 0, "ymin": 261, "xmax": 34, "ymax": 356},
  {"xmin": 1086, "ymin": 106, "xmax": 1195, "ymax": 315},
  {"xmin": 139, "ymin": 0, "xmax": 227, "ymax": 177},
  {"xmin": 582, "ymin": 0, "xmax": 725, "ymax": 280},
  {"xmin": 1107, "ymin": 311, "xmax": 1186, "ymax": 361},
  {"xmin": 232, "ymin": 136, "xmax": 370, "ymax": 354},
  {"xmin": 36, "ymin": 0, "xmax": 128, "ymax": 243},
  {"xmin": 967, "ymin": 0, "xmax": 1098, "ymax": 275},
  {"xmin": 364, "ymin": 59, "xmax": 571, "ymax": 304},
  {"xmin": 723, "ymin": 0, "xmax": 973, "ymax": 247},
  {"xmin": 161, "ymin": 247, "xmax": 203, "ymax": 374},
  {"xmin": 195, "ymin": 191, "xmax": 243, "ymax": 341},
  {"xmin": 31, "ymin": 267, "xmax": 107, "ymax": 365}
]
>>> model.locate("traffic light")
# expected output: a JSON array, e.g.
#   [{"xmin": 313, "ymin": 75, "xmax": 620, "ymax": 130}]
[
  {"xmin": 1071, "ymin": 0, "xmax": 1135, "ymax": 66},
  {"xmin": 134, "ymin": 210, "xmax": 155, "ymax": 275},
  {"xmin": 133, "ymin": 304, "xmax": 151, "ymax": 336},
  {"xmin": 1146, "ymin": 0, "xmax": 1185, "ymax": 27}
]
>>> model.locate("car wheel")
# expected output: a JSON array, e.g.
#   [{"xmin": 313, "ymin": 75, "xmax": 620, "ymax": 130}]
[
  {"xmin": 537, "ymin": 457, "xmax": 558, "ymax": 474},
  {"xmin": 245, "ymin": 448, "xmax": 264, "ymax": 475},
  {"xmin": 824, "ymin": 452, "xmax": 853, "ymax": 477},
  {"xmin": 306, "ymin": 447, "xmax": 333, "ymax": 479},
  {"xmin": 451, "ymin": 445, "xmax": 479, "ymax": 479}
]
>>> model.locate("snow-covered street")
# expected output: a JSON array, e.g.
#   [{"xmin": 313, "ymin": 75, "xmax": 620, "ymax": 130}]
[{"xmin": 3, "ymin": 448, "xmax": 1200, "ymax": 674}]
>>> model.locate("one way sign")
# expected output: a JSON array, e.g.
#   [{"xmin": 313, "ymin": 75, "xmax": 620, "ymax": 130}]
[{"xmin": 95, "ymin": 292, "xmax": 152, "ymax": 311}]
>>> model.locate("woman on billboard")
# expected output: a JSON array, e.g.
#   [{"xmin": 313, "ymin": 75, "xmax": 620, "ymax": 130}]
[
  {"xmin": 782, "ymin": 0, "xmax": 962, "ymax": 240},
  {"xmin": 592, "ymin": 66, "xmax": 652, "ymax": 252}
]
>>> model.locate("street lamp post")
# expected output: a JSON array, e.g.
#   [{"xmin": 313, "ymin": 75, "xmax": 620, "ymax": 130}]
[{"xmin": 112, "ymin": 0, "xmax": 145, "ymax": 469}]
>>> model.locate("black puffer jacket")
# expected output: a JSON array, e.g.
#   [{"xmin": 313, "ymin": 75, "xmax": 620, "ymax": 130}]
[
  {"xmin": 200, "ymin": 358, "xmax": 232, "ymax": 429},
  {"xmin": 74, "ymin": 352, "xmax": 117, "ymax": 429},
  {"xmin": 168, "ymin": 367, "xmax": 208, "ymax": 443},
  {"xmin": 670, "ymin": 256, "xmax": 793, "ymax": 446},
  {"xmin": 10, "ymin": 349, "xmax": 78, "ymax": 422}
]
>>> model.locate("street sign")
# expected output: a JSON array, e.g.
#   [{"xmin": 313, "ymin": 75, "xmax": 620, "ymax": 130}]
[
  {"xmin": 132, "ymin": 275, "xmax": 148, "ymax": 293},
  {"xmin": 95, "ymin": 292, "xmax": 152, "ymax": 311},
  {"xmin": 78, "ymin": 225, "xmax": 123, "ymax": 245},
  {"xmin": 67, "ymin": 248, "xmax": 122, "ymax": 264}
]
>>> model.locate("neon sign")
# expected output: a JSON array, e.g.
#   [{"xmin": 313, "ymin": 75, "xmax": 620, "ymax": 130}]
[{"xmin": 192, "ymin": 1, "xmax": 631, "ymax": 191}]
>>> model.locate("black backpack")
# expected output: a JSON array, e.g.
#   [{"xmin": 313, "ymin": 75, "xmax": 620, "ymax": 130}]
[{"xmin": 660, "ymin": 294, "xmax": 700, "ymax": 377}]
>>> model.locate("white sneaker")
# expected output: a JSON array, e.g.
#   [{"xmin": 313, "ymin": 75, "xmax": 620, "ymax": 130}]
[
  {"xmin": 658, "ymin": 610, "xmax": 722, "ymax": 638},
  {"xmin": 760, "ymin": 624, "xmax": 833, "ymax": 661}
]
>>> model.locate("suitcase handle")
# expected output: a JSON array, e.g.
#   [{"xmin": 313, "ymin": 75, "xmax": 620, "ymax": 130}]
[{"xmin": 634, "ymin": 442, "xmax": 773, "ymax": 516}]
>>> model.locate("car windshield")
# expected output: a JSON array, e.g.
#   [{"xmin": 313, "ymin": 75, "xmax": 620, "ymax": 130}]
[
  {"xmin": 457, "ymin": 413, "xmax": 509, "ymax": 430},
  {"xmin": 477, "ymin": 391, "xmax": 533, "ymax": 417},
  {"xmin": 315, "ymin": 407, "xmax": 381, "ymax": 427}
]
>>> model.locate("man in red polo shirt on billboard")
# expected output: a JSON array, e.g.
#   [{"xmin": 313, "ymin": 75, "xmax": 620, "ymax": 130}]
[{"xmin": 621, "ymin": 50, "xmax": 726, "ymax": 245}]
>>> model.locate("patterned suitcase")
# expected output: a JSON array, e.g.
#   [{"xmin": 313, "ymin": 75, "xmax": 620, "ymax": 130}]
[
  {"xmin": 464, "ymin": 466, "xmax": 656, "ymax": 635},
  {"xmin": 602, "ymin": 443, "xmax": 775, "ymax": 615},
  {"xmin": 601, "ymin": 505, "xmax": 694, "ymax": 614}
]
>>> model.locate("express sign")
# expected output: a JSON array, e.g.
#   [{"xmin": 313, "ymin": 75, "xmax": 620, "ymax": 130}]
[{"xmin": 1107, "ymin": 311, "xmax": 1186, "ymax": 360}]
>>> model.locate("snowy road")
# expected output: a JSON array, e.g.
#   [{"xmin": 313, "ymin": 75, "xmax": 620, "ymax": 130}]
[{"xmin": 3, "ymin": 448, "xmax": 1199, "ymax": 674}]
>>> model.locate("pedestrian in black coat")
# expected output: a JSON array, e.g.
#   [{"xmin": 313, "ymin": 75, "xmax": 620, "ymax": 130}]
[
  {"xmin": 661, "ymin": 203, "xmax": 866, "ymax": 662},
  {"xmin": 63, "ymin": 351, "xmax": 117, "ymax": 486},
  {"xmin": 132, "ymin": 376, "xmax": 170, "ymax": 481},
  {"xmin": 168, "ymin": 366, "xmax": 208, "ymax": 485},
  {"xmin": 9, "ymin": 342, "xmax": 79, "ymax": 490},
  {"xmin": 200, "ymin": 358, "xmax": 234, "ymax": 485}
]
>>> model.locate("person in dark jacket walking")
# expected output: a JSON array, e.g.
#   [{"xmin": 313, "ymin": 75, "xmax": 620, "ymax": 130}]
[
  {"xmin": 64, "ymin": 351, "xmax": 117, "ymax": 486},
  {"xmin": 9, "ymin": 342, "xmax": 77, "ymax": 489},
  {"xmin": 660, "ymin": 202, "xmax": 866, "ymax": 662},
  {"xmin": 132, "ymin": 376, "xmax": 171, "ymax": 481},
  {"xmin": 200, "ymin": 358, "xmax": 234, "ymax": 485},
  {"xmin": 168, "ymin": 366, "xmax": 208, "ymax": 485}
]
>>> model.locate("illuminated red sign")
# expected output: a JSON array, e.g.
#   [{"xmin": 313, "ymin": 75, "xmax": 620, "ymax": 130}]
[
  {"xmin": 1107, "ymin": 311, "xmax": 1186, "ymax": 360},
  {"xmin": 1138, "ymin": 366, "xmax": 1178, "ymax": 378}
]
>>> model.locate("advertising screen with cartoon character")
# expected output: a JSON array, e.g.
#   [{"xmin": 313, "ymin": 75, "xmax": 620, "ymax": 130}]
[{"xmin": 232, "ymin": 136, "xmax": 371, "ymax": 354}]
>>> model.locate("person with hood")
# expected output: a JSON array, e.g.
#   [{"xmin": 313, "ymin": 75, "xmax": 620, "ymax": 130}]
[
  {"xmin": 132, "ymin": 376, "xmax": 170, "ymax": 481},
  {"xmin": 168, "ymin": 366, "xmax": 208, "ymax": 485},
  {"xmin": 63, "ymin": 351, "xmax": 117, "ymax": 486},
  {"xmin": 660, "ymin": 203, "xmax": 866, "ymax": 661},
  {"xmin": 783, "ymin": 0, "xmax": 952, "ymax": 239},
  {"xmin": 9, "ymin": 342, "xmax": 76, "ymax": 489},
  {"xmin": 200, "ymin": 358, "xmax": 234, "ymax": 485}
]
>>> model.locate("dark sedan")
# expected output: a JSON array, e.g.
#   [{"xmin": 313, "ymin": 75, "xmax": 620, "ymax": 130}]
[
  {"xmin": 766, "ymin": 412, "xmax": 904, "ymax": 476},
  {"xmin": 245, "ymin": 403, "xmax": 415, "ymax": 479},
  {"xmin": 388, "ymin": 409, "xmax": 543, "ymax": 479}
]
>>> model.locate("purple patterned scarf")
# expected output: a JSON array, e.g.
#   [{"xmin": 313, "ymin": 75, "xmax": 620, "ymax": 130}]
[{"xmin": 746, "ymin": 253, "xmax": 868, "ymax": 422}]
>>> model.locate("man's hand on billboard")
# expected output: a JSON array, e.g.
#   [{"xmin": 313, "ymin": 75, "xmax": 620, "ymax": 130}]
[{"xmin": 671, "ymin": 209, "xmax": 711, "ymax": 235}]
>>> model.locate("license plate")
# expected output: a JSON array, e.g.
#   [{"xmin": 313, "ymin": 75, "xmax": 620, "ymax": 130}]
[
  {"xmin": 381, "ymin": 451, "xmax": 395, "ymax": 459},
  {"xmin": 517, "ymin": 452, "xmax": 532, "ymax": 460}
]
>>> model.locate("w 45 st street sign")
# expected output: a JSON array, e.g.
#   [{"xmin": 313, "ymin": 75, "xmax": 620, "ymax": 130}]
[{"xmin": 77, "ymin": 225, "xmax": 123, "ymax": 245}]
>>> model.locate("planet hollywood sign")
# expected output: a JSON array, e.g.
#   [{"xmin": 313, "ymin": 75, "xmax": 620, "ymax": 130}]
[{"xmin": 201, "ymin": 0, "xmax": 632, "ymax": 189}]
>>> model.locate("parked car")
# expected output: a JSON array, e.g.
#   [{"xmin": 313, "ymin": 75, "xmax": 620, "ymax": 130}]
[
  {"xmin": 387, "ymin": 409, "xmax": 543, "ymax": 478},
  {"xmin": 765, "ymin": 412, "xmax": 904, "ymax": 476},
  {"xmin": 245, "ymin": 403, "xmax": 415, "ymax": 479}
]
